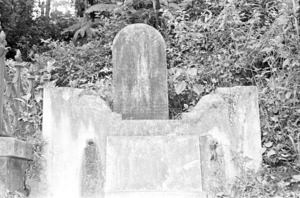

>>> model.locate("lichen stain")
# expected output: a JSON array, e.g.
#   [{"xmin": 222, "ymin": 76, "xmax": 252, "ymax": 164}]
[{"xmin": 136, "ymin": 40, "xmax": 150, "ymax": 104}]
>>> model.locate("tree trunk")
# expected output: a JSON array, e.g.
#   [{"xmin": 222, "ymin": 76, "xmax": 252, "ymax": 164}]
[
  {"xmin": 153, "ymin": 0, "xmax": 160, "ymax": 28},
  {"xmin": 0, "ymin": 29, "xmax": 6, "ymax": 135},
  {"xmin": 46, "ymin": 0, "xmax": 51, "ymax": 18}
]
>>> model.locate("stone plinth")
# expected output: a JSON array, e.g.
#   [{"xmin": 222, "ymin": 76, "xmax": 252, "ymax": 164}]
[
  {"xmin": 0, "ymin": 137, "xmax": 33, "ymax": 193},
  {"xmin": 0, "ymin": 137, "xmax": 33, "ymax": 159}
]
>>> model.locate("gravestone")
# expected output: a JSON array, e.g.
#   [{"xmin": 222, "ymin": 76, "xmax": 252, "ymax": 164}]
[
  {"xmin": 112, "ymin": 24, "xmax": 168, "ymax": 119},
  {"xmin": 0, "ymin": 30, "xmax": 33, "ymax": 196},
  {"xmin": 42, "ymin": 23, "xmax": 261, "ymax": 198},
  {"xmin": 0, "ymin": 137, "xmax": 33, "ymax": 194}
]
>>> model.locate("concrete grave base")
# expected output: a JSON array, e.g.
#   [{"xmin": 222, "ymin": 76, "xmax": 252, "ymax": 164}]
[{"xmin": 42, "ymin": 85, "xmax": 261, "ymax": 197}]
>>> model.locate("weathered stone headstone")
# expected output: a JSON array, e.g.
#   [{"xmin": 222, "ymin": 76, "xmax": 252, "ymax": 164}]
[{"xmin": 112, "ymin": 23, "xmax": 168, "ymax": 120}]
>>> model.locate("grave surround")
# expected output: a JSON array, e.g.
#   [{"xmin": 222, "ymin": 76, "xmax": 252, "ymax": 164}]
[{"xmin": 42, "ymin": 23, "xmax": 262, "ymax": 198}]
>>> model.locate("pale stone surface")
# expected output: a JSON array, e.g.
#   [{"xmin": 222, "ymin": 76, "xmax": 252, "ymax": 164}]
[
  {"xmin": 112, "ymin": 24, "xmax": 168, "ymax": 119},
  {"xmin": 0, "ymin": 137, "xmax": 33, "ymax": 159},
  {"xmin": 182, "ymin": 93, "xmax": 238, "ymax": 183},
  {"xmin": 43, "ymin": 87, "xmax": 116, "ymax": 198},
  {"xmin": 183, "ymin": 86, "xmax": 262, "ymax": 194},
  {"xmin": 216, "ymin": 86, "xmax": 261, "ymax": 171},
  {"xmin": 105, "ymin": 136, "xmax": 201, "ymax": 191},
  {"xmin": 81, "ymin": 140, "xmax": 103, "ymax": 197}
]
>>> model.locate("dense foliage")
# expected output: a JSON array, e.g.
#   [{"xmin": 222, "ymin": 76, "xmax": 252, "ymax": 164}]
[
  {"xmin": 0, "ymin": 0, "xmax": 36, "ymax": 58},
  {"xmin": 0, "ymin": 0, "xmax": 77, "ymax": 59},
  {"xmin": 2, "ymin": 0, "xmax": 300, "ymax": 197}
]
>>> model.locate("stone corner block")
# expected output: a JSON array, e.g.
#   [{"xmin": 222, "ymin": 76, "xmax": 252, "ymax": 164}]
[{"xmin": 0, "ymin": 137, "xmax": 33, "ymax": 160}]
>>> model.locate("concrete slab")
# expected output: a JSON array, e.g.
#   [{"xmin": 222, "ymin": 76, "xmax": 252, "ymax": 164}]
[
  {"xmin": 105, "ymin": 190, "xmax": 207, "ymax": 198},
  {"xmin": 105, "ymin": 136, "xmax": 202, "ymax": 192}
]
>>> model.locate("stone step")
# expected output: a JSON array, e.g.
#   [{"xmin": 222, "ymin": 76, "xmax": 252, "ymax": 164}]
[{"xmin": 105, "ymin": 190, "xmax": 207, "ymax": 198}]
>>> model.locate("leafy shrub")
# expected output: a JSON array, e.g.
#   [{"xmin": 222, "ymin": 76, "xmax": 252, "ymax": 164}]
[
  {"xmin": 41, "ymin": 16, "xmax": 126, "ymax": 106},
  {"xmin": 163, "ymin": 0, "xmax": 300, "ymax": 168}
]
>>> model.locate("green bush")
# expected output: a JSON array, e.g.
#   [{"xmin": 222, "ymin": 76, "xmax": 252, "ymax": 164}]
[{"xmin": 163, "ymin": 0, "xmax": 300, "ymax": 167}]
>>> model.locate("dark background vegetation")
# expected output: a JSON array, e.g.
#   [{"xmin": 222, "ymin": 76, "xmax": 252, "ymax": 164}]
[{"xmin": 1, "ymin": 0, "xmax": 300, "ymax": 197}]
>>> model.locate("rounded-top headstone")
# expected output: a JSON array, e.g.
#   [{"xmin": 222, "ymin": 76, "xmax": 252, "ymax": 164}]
[{"xmin": 112, "ymin": 24, "xmax": 168, "ymax": 120}]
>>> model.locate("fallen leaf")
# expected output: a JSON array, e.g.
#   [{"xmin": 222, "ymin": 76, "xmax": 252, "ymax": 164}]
[
  {"xmin": 285, "ymin": 92, "xmax": 292, "ymax": 99},
  {"xmin": 292, "ymin": 175, "xmax": 300, "ymax": 182},
  {"xmin": 267, "ymin": 149, "xmax": 276, "ymax": 158},
  {"xmin": 193, "ymin": 84, "xmax": 204, "ymax": 95},
  {"xmin": 264, "ymin": 141, "xmax": 273, "ymax": 148},
  {"xmin": 175, "ymin": 81, "xmax": 187, "ymax": 95},
  {"xmin": 186, "ymin": 68, "xmax": 197, "ymax": 76}
]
